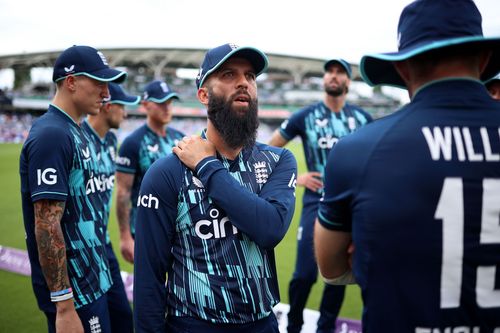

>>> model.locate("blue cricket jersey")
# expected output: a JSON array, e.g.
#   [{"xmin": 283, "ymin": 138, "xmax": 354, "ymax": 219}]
[
  {"xmin": 20, "ymin": 105, "xmax": 112, "ymax": 311},
  {"xmin": 81, "ymin": 120, "xmax": 117, "ymax": 244},
  {"xmin": 133, "ymin": 138, "xmax": 297, "ymax": 332},
  {"xmin": 318, "ymin": 79, "xmax": 500, "ymax": 332},
  {"xmin": 280, "ymin": 102, "xmax": 372, "ymax": 202},
  {"xmin": 115, "ymin": 123, "xmax": 185, "ymax": 236}
]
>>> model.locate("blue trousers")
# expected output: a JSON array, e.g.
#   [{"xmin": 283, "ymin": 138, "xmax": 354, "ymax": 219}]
[
  {"xmin": 287, "ymin": 198, "xmax": 345, "ymax": 333},
  {"xmin": 166, "ymin": 313, "xmax": 280, "ymax": 333},
  {"xmin": 106, "ymin": 242, "xmax": 133, "ymax": 333}
]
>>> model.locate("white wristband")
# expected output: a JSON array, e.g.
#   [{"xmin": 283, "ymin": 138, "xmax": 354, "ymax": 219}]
[{"xmin": 322, "ymin": 270, "xmax": 356, "ymax": 285}]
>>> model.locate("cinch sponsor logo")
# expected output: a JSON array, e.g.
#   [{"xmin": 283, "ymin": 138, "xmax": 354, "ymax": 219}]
[
  {"xmin": 195, "ymin": 208, "xmax": 238, "ymax": 240},
  {"xmin": 317, "ymin": 135, "xmax": 339, "ymax": 149},
  {"xmin": 116, "ymin": 156, "xmax": 131, "ymax": 166},
  {"xmin": 137, "ymin": 193, "xmax": 159, "ymax": 209},
  {"xmin": 37, "ymin": 168, "xmax": 57, "ymax": 185},
  {"xmin": 86, "ymin": 174, "xmax": 115, "ymax": 195}
]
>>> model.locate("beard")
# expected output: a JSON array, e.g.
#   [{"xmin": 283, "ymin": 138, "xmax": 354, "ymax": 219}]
[
  {"xmin": 207, "ymin": 89, "xmax": 259, "ymax": 150},
  {"xmin": 325, "ymin": 82, "xmax": 348, "ymax": 97}
]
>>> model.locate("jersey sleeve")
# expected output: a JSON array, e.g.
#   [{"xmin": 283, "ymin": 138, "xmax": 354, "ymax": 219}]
[
  {"xmin": 279, "ymin": 109, "xmax": 303, "ymax": 141},
  {"xmin": 317, "ymin": 139, "xmax": 358, "ymax": 232},
  {"xmin": 26, "ymin": 128, "xmax": 73, "ymax": 202},
  {"xmin": 133, "ymin": 155, "xmax": 181, "ymax": 332},
  {"xmin": 195, "ymin": 149, "xmax": 297, "ymax": 249},
  {"xmin": 116, "ymin": 135, "xmax": 139, "ymax": 174}
]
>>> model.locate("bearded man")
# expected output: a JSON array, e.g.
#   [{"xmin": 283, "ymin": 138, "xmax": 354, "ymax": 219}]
[
  {"xmin": 268, "ymin": 59, "xmax": 372, "ymax": 333},
  {"xmin": 132, "ymin": 43, "xmax": 298, "ymax": 333}
]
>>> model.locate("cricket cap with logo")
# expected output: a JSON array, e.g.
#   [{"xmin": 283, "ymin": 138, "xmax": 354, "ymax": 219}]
[
  {"xmin": 105, "ymin": 83, "xmax": 140, "ymax": 105},
  {"xmin": 360, "ymin": 0, "xmax": 500, "ymax": 88},
  {"xmin": 196, "ymin": 43, "xmax": 269, "ymax": 89},
  {"xmin": 142, "ymin": 80, "xmax": 179, "ymax": 103},
  {"xmin": 324, "ymin": 59, "xmax": 352, "ymax": 78},
  {"xmin": 52, "ymin": 45, "xmax": 127, "ymax": 83}
]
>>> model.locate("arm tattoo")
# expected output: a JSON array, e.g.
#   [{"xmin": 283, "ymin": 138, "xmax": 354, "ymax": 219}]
[{"xmin": 34, "ymin": 199, "xmax": 70, "ymax": 292}]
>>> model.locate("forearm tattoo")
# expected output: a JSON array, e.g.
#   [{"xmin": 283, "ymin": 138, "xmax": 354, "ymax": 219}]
[{"xmin": 34, "ymin": 200, "xmax": 70, "ymax": 292}]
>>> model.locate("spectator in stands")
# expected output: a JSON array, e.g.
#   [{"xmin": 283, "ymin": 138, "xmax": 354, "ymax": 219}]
[
  {"xmin": 314, "ymin": 0, "xmax": 500, "ymax": 331},
  {"xmin": 114, "ymin": 80, "xmax": 185, "ymax": 263},
  {"xmin": 82, "ymin": 83, "xmax": 140, "ymax": 333},
  {"xmin": 132, "ymin": 43, "xmax": 297, "ymax": 333},
  {"xmin": 20, "ymin": 45, "xmax": 127, "ymax": 333},
  {"xmin": 268, "ymin": 59, "xmax": 372, "ymax": 333}
]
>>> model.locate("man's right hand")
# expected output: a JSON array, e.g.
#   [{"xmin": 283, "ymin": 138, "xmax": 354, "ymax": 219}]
[
  {"xmin": 120, "ymin": 232, "xmax": 135, "ymax": 263},
  {"xmin": 297, "ymin": 171, "xmax": 323, "ymax": 192},
  {"xmin": 56, "ymin": 299, "xmax": 83, "ymax": 333}
]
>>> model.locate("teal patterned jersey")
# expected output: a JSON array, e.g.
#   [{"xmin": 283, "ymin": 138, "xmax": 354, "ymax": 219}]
[
  {"xmin": 20, "ymin": 105, "xmax": 112, "ymax": 311},
  {"xmin": 133, "ymin": 139, "xmax": 297, "ymax": 331},
  {"xmin": 280, "ymin": 101, "xmax": 372, "ymax": 201},
  {"xmin": 116, "ymin": 123, "xmax": 185, "ymax": 236},
  {"xmin": 82, "ymin": 120, "xmax": 117, "ymax": 244}
]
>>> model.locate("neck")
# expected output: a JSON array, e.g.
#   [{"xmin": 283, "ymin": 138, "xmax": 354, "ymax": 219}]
[
  {"xmin": 206, "ymin": 121, "xmax": 242, "ymax": 160},
  {"xmin": 87, "ymin": 115, "xmax": 110, "ymax": 138},
  {"xmin": 52, "ymin": 93, "xmax": 83, "ymax": 124},
  {"xmin": 147, "ymin": 118, "xmax": 167, "ymax": 136},
  {"xmin": 324, "ymin": 93, "xmax": 346, "ymax": 112}
]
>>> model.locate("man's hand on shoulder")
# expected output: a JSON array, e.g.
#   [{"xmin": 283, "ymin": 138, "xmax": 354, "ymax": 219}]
[{"xmin": 173, "ymin": 135, "xmax": 216, "ymax": 170}]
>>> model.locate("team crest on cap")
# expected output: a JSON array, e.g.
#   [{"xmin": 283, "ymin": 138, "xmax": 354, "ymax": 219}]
[
  {"xmin": 97, "ymin": 51, "xmax": 109, "ymax": 65},
  {"xmin": 229, "ymin": 43, "xmax": 239, "ymax": 50},
  {"xmin": 160, "ymin": 82, "xmax": 169, "ymax": 93},
  {"xmin": 64, "ymin": 65, "xmax": 75, "ymax": 73}
]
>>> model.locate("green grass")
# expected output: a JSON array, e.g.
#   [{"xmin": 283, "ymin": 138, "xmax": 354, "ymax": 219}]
[{"xmin": 0, "ymin": 142, "xmax": 361, "ymax": 331}]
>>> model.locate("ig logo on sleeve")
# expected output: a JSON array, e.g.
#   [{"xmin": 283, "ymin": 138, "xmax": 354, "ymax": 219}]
[{"xmin": 37, "ymin": 168, "xmax": 57, "ymax": 185}]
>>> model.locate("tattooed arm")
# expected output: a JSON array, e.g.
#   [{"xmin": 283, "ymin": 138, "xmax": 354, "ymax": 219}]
[
  {"xmin": 115, "ymin": 171, "xmax": 135, "ymax": 263},
  {"xmin": 34, "ymin": 199, "xmax": 83, "ymax": 333}
]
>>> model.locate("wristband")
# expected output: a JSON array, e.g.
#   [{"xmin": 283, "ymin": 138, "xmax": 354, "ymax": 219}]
[{"xmin": 50, "ymin": 288, "xmax": 73, "ymax": 302}]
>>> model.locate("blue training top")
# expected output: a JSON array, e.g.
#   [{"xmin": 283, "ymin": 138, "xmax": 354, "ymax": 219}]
[
  {"xmin": 318, "ymin": 79, "xmax": 500, "ymax": 332},
  {"xmin": 20, "ymin": 105, "xmax": 112, "ymax": 311},
  {"xmin": 81, "ymin": 120, "xmax": 117, "ymax": 244},
  {"xmin": 133, "ymin": 138, "xmax": 297, "ymax": 332},
  {"xmin": 280, "ymin": 101, "xmax": 372, "ymax": 202},
  {"xmin": 115, "ymin": 123, "xmax": 185, "ymax": 236}
]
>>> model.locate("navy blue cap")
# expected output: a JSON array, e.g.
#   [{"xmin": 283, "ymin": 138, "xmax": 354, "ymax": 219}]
[
  {"xmin": 52, "ymin": 45, "xmax": 127, "ymax": 83},
  {"xmin": 196, "ymin": 43, "xmax": 268, "ymax": 89},
  {"xmin": 105, "ymin": 83, "xmax": 140, "ymax": 105},
  {"xmin": 324, "ymin": 59, "xmax": 352, "ymax": 78},
  {"xmin": 142, "ymin": 80, "xmax": 179, "ymax": 103},
  {"xmin": 360, "ymin": 0, "xmax": 500, "ymax": 88}
]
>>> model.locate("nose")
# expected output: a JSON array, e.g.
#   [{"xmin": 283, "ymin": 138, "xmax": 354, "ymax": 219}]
[
  {"xmin": 102, "ymin": 83, "xmax": 110, "ymax": 98},
  {"xmin": 235, "ymin": 73, "xmax": 249, "ymax": 90}
]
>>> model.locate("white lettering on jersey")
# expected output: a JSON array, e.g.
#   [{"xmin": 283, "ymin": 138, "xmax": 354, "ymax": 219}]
[
  {"xmin": 86, "ymin": 174, "xmax": 115, "ymax": 195},
  {"xmin": 422, "ymin": 126, "xmax": 500, "ymax": 162},
  {"xmin": 317, "ymin": 135, "xmax": 339, "ymax": 149},
  {"xmin": 288, "ymin": 172, "xmax": 297, "ymax": 197},
  {"xmin": 37, "ymin": 168, "xmax": 57, "ymax": 185},
  {"xmin": 195, "ymin": 208, "xmax": 238, "ymax": 240},
  {"xmin": 137, "ymin": 194, "xmax": 159, "ymax": 209},
  {"xmin": 116, "ymin": 156, "xmax": 131, "ymax": 166}
]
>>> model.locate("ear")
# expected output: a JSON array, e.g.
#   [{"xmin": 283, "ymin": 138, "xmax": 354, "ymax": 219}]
[
  {"xmin": 65, "ymin": 75, "xmax": 77, "ymax": 92},
  {"xmin": 197, "ymin": 87, "xmax": 209, "ymax": 106}
]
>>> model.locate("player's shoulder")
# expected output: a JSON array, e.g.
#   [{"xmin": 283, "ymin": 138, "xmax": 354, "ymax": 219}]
[
  {"xmin": 144, "ymin": 153, "xmax": 185, "ymax": 186},
  {"xmin": 121, "ymin": 124, "xmax": 147, "ymax": 146}
]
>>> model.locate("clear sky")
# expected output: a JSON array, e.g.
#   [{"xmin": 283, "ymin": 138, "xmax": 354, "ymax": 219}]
[{"xmin": 0, "ymin": 0, "xmax": 499, "ymax": 62}]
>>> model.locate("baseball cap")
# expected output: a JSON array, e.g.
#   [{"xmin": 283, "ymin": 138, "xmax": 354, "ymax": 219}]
[
  {"xmin": 142, "ymin": 80, "xmax": 179, "ymax": 103},
  {"xmin": 360, "ymin": 0, "xmax": 500, "ymax": 88},
  {"xmin": 105, "ymin": 83, "xmax": 140, "ymax": 105},
  {"xmin": 196, "ymin": 43, "xmax": 269, "ymax": 89},
  {"xmin": 52, "ymin": 45, "xmax": 127, "ymax": 83},
  {"xmin": 324, "ymin": 59, "xmax": 352, "ymax": 78}
]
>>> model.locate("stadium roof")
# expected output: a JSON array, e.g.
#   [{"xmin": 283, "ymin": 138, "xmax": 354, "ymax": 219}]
[{"xmin": 0, "ymin": 47, "xmax": 361, "ymax": 82}]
